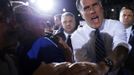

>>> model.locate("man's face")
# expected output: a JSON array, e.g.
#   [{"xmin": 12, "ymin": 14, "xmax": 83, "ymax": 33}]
[
  {"xmin": 119, "ymin": 9, "xmax": 134, "ymax": 28},
  {"xmin": 61, "ymin": 16, "xmax": 76, "ymax": 34},
  {"xmin": 54, "ymin": 17, "xmax": 62, "ymax": 30},
  {"xmin": 80, "ymin": 0, "xmax": 104, "ymax": 29}
]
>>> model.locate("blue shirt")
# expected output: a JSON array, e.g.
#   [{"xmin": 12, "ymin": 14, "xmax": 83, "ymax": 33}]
[{"xmin": 27, "ymin": 37, "xmax": 66, "ymax": 63}]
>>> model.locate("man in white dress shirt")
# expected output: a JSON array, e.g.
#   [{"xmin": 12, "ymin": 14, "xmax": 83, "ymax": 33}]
[{"xmin": 71, "ymin": 0, "xmax": 130, "ymax": 74}]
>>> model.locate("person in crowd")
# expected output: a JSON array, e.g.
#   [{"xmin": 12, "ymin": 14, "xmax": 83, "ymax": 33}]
[
  {"xmin": 0, "ymin": 0, "xmax": 18, "ymax": 75},
  {"xmin": 14, "ymin": 4, "xmax": 45, "ymax": 75},
  {"xmin": 53, "ymin": 14, "xmax": 63, "ymax": 31},
  {"xmin": 118, "ymin": 5, "xmax": 134, "ymax": 75},
  {"xmin": 70, "ymin": 0, "xmax": 130, "ymax": 74},
  {"xmin": 27, "ymin": 18, "xmax": 73, "ymax": 75},
  {"xmin": 56, "ymin": 12, "xmax": 76, "ymax": 50},
  {"xmin": 14, "ymin": 3, "xmax": 73, "ymax": 75},
  {"xmin": 44, "ymin": 21, "xmax": 54, "ymax": 36}
]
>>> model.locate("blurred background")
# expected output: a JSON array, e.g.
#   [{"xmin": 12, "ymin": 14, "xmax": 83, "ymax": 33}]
[{"xmin": 9, "ymin": 0, "xmax": 134, "ymax": 25}]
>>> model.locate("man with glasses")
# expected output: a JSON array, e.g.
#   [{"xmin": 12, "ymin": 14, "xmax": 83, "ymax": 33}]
[{"xmin": 71, "ymin": 0, "xmax": 130, "ymax": 74}]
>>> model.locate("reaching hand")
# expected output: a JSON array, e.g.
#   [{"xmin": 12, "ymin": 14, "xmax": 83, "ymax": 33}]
[{"xmin": 33, "ymin": 62, "xmax": 109, "ymax": 75}]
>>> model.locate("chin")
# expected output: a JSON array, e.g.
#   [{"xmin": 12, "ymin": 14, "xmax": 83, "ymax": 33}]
[{"xmin": 91, "ymin": 25, "xmax": 100, "ymax": 29}]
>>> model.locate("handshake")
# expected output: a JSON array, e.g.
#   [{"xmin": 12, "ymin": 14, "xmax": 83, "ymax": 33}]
[{"xmin": 33, "ymin": 62, "xmax": 109, "ymax": 75}]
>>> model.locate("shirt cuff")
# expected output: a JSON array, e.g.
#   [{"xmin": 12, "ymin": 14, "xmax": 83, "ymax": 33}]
[{"xmin": 113, "ymin": 42, "xmax": 131, "ymax": 52}]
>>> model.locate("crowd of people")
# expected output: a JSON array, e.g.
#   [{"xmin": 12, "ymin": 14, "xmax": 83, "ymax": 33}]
[{"xmin": 0, "ymin": 0, "xmax": 134, "ymax": 75}]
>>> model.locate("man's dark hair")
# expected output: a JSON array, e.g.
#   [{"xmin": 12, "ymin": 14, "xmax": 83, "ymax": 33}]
[
  {"xmin": 120, "ymin": 5, "xmax": 134, "ymax": 14},
  {"xmin": 54, "ymin": 14, "xmax": 62, "ymax": 21},
  {"xmin": 61, "ymin": 12, "xmax": 75, "ymax": 20},
  {"xmin": 76, "ymin": 0, "xmax": 101, "ymax": 11},
  {"xmin": 14, "ymin": 4, "xmax": 41, "ymax": 24}
]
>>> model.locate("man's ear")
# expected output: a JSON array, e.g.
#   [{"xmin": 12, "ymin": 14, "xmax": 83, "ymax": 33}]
[{"xmin": 80, "ymin": 12, "xmax": 85, "ymax": 20}]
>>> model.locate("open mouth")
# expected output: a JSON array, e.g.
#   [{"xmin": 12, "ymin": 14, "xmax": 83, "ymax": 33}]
[{"xmin": 91, "ymin": 16, "xmax": 99, "ymax": 23}]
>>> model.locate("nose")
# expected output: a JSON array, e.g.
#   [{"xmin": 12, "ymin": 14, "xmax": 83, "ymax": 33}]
[
  {"xmin": 124, "ymin": 16, "xmax": 128, "ymax": 19},
  {"xmin": 66, "ymin": 22, "xmax": 71, "ymax": 26},
  {"xmin": 89, "ymin": 7, "xmax": 96, "ymax": 14}
]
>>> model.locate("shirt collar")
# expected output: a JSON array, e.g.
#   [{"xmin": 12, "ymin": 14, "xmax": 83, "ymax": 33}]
[
  {"xmin": 64, "ymin": 31, "xmax": 72, "ymax": 38},
  {"xmin": 84, "ymin": 19, "xmax": 106, "ymax": 31},
  {"xmin": 126, "ymin": 26, "xmax": 132, "ymax": 32}
]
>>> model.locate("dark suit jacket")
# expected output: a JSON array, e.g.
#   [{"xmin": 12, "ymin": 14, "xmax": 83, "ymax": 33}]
[
  {"xmin": 118, "ymin": 25, "xmax": 134, "ymax": 75},
  {"xmin": 56, "ymin": 30, "xmax": 66, "ymax": 41},
  {"xmin": 125, "ymin": 25, "xmax": 134, "ymax": 71}
]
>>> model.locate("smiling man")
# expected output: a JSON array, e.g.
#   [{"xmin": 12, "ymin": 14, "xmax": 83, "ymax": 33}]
[{"xmin": 71, "ymin": 0, "xmax": 130, "ymax": 75}]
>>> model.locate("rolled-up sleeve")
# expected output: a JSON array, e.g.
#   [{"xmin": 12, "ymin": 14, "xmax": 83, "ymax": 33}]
[{"xmin": 113, "ymin": 21, "xmax": 131, "ymax": 51}]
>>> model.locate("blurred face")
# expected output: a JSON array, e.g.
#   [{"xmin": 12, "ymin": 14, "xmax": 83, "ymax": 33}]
[
  {"xmin": 61, "ymin": 16, "xmax": 76, "ymax": 34},
  {"xmin": 32, "ymin": 21, "xmax": 45, "ymax": 36},
  {"xmin": 0, "ymin": 11, "xmax": 17, "ymax": 49},
  {"xmin": 54, "ymin": 17, "xmax": 62, "ymax": 30},
  {"xmin": 119, "ymin": 9, "xmax": 134, "ymax": 28},
  {"xmin": 18, "ymin": 16, "xmax": 45, "ymax": 37},
  {"xmin": 54, "ymin": 17, "xmax": 61, "ymax": 26},
  {"xmin": 79, "ymin": 0, "xmax": 104, "ymax": 29},
  {"xmin": 0, "ymin": 17, "xmax": 7, "ymax": 48}
]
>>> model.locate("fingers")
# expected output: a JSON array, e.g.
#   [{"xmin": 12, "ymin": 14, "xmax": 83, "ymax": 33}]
[
  {"xmin": 57, "ymin": 62, "xmax": 98, "ymax": 75},
  {"xmin": 53, "ymin": 62, "xmax": 71, "ymax": 73},
  {"xmin": 33, "ymin": 62, "xmax": 101, "ymax": 75},
  {"xmin": 33, "ymin": 62, "xmax": 71, "ymax": 75},
  {"xmin": 33, "ymin": 62, "xmax": 57, "ymax": 75}
]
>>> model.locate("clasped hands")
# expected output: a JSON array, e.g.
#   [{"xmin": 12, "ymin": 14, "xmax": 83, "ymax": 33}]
[{"xmin": 33, "ymin": 62, "xmax": 109, "ymax": 75}]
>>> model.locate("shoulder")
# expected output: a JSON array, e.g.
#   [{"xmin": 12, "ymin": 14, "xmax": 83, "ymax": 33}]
[
  {"xmin": 132, "ymin": 25, "xmax": 134, "ymax": 30},
  {"xmin": 105, "ymin": 19, "xmax": 122, "ymax": 25},
  {"xmin": 32, "ymin": 37, "xmax": 56, "ymax": 48},
  {"xmin": 56, "ymin": 31, "xmax": 64, "ymax": 36},
  {"xmin": 104, "ymin": 19, "xmax": 124, "ymax": 29},
  {"xmin": 72, "ymin": 24, "xmax": 88, "ymax": 37},
  {"xmin": 71, "ymin": 24, "xmax": 91, "ymax": 50},
  {"xmin": 35, "ymin": 37, "xmax": 49, "ymax": 44}
]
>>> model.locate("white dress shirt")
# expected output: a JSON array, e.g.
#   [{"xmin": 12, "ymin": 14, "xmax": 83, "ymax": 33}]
[
  {"xmin": 64, "ymin": 31, "xmax": 72, "ymax": 42},
  {"xmin": 71, "ymin": 19, "xmax": 129, "ymax": 62},
  {"xmin": 126, "ymin": 26, "xmax": 132, "ymax": 42}
]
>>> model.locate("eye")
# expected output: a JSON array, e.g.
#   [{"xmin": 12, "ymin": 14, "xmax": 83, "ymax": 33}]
[
  {"xmin": 92, "ymin": 2, "xmax": 99, "ymax": 7},
  {"xmin": 83, "ymin": 6, "xmax": 90, "ymax": 11},
  {"xmin": 83, "ymin": 2, "xmax": 99, "ymax": 11}
]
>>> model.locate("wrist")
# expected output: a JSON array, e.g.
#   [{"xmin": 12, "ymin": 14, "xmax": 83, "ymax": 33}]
[
  {"xmin": 98, "ymin": 61, "xmax": 109, "ymax": 74},
  {"xmin": 98, "ymin": 58, "xmax": 113, "ymax": 74},
  {"xmin": 103, "ymin": 58, "xmax": 113, "ymax": 72}
]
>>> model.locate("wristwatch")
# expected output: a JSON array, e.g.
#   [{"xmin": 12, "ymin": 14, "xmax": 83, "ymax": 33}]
[{"xmin": 103, "ymin": 58, "xmax": 113, "ymax": 72}]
